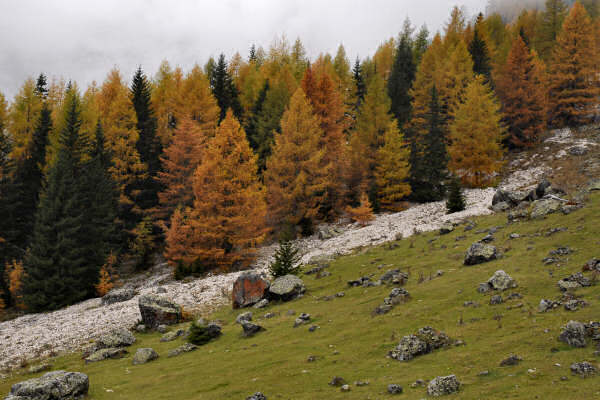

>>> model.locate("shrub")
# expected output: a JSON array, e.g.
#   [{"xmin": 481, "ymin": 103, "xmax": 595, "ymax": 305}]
[
  {"xmin": 188, "ymin": 321, "xmax": 221, "ymax": 345},
  {"xmin": 269, "ymin": 240, "xmax": 301, "ymax": 278},
  {"xmin": 446, "ymin": 177, "xmax": 466, "ymax": 214}
]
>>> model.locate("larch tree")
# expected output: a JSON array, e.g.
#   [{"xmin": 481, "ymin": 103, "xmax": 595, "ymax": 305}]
[
  {"xmin": 333, "ymin": 44, "xmax": 354, "ymax": 110},
  {"xmin": 496, "ymin": 35, "xmax": 548, "ymax": 147},
  {"xmin": 165, "ymin": 111, "xmax": 267, "ymax": 272},
  {"xmin": 448, "ymin": 76, "xmax": 506, "ymax": 188},
  {"xmin": 413, "ymin": 25, "xmax": 430, "ymax": 66},
  {"xmin": 176, "ymin": 65, "xmax": 220, "ymax": 131},
  {"xmin": 374, "ymin": 121, "xmax": 411, "ymax": 210},
  {"xmin": 388, "ymin": 19, "xmax": 417, "ymax": 128},
  {"xmin": 535, "ymin": 0, "xmax": 568, "ymax": 60},
  {"xmin": 548, "ymin": 2, "xmax": 599, "ymax": 127},
  {"xmin": 152, "ymin": 61, "xmax": 183, "ymax": 144},
  {"xmin": 440, "ymin": 40, "xmax": 475, "ymax": 118},
  {"xmin": 7, "ymin": 78, "xmax": 43, "ymax": 160},
  {"xmin": 265, "ymin": 88, "xmax": 327, "ymax": 233}
]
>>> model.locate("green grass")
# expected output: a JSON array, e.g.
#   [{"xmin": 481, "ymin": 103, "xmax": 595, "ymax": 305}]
[{"xmin": 2, "ymin": 193, "xmax": 600, "ymax": 399}]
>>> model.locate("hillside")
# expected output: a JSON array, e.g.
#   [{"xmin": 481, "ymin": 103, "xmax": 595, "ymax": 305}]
[{"xmin": 1, "ymin": 131, "xmax": 599, "ymax": 398}]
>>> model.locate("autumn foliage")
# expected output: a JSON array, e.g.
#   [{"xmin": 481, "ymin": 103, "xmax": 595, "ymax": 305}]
[
  {"xmin": 5, "ymin": 260, "xmax": 25, "ymax": 310},
  {"xmin": 95, "ymin": 252, "xmax": 118, "ymax": 297},
  {"xmin": 346, "ymin": 193, "xmax": 375, "ymax": 226}
]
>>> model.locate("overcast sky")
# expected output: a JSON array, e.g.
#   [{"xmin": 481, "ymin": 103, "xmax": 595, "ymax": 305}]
[{"xmin": 0, "ymin": 0, "xmax": 488, "ymax": 99}]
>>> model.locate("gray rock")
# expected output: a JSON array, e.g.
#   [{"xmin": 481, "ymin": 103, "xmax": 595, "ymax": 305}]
[
  {"xmin": 559, "ymin": 320, "xmax": 587, "ymax": 347},
  {"xmin": 329, "ymin": 376, "xmax": 346, "ymax": 387},
  {"xmin": 410, "ymin": 379, "xmax": 426, "ymax": 388},
  {"xmin": 157, "ymin": 324, "xmax": 168, "ymax": 334},
  {"xmin": 427, "ymin": 375, "xmax": 460, "ymax": 397},
  {"xmin": 488, "ymin": 270, "xmax": 517, "ymax": 291},
  {"xmin": 564, "ymin": 299, "xmax": 586, "ymax": 311},
  {"xmin": 490, "ymin": 295, "xmax": 503, "ymax": 305},
  {"xmin": 387, "ymin": 384, "xmax": 403, "ymax": 394},
  {"xmin": 294, "ymin": 313, "xmax": 311, "ymax": 328},
  {"xmin": 85, "ymin": 348, "xmax": 127, "ymax": 364},
  {"xmin": 570, "ymin": 362, "xmax": 597, "ymax": 378},
  {"xmin": 97, "ymin": 328, "xmax": 136, "ymax": 349},
  {"xmin": 28, "ymin": 364, "xmax": 52, "ymax": 374},
  {"xmin": 561, "ymin": 204, "xmax": 579, "ymax": 215},
  {"xmin": 135, "ymin": 324, "xmax": 147, "ymax": 333},
  {"xmin": 246, "ymin": 392, "xmax": 267, "ymax": 400},
  {"xmin": 500, "ymin": 354, "xmax": 522, "ymax": 366},
  {"xmin": 492, "ymin": 201, "xmax": 511, "ymax": 212},
  {"xmin": 253, "ymin": 299, "xmax": 269, "ymax": 309},
  {"xmin": 464, "ymin": 242, "xmax": 497, "ymax": 266},
  {"xmin": 372, "ymin": 304, "xmax": 393, "ymax": 315},
  {"xmin": 340, "ymin": 384, "xmax": 351, "ymax": 392},
  {"xmin": 231, "ymin": 272, "xmax": 270, "ymax": 309},
  {"xmin": 439, "ymin": 223, "xmax": 454, "ymax": 235},
  {"xmin": 160, "ymin": 329, "xmax": 186, "ymax": 342},
  {"xmin": 138, "ymin": 294, "xmax": 182, "ymax": 329},
  {"xmin": 492, "ymin": 189, "xmax": 511, "ymax": 206},
  {"xmin": 389, "ymin": 327, "xmax": 453, "ymax": 361},
  {"xmin": 477, "ymin": 282, "xmax": 491, "ymax": 293},
  {"xmin": 268, "ymin": 275, "xmax": 306, "ymax": 301},
  {"xmin": 539, "ymin": 299, "xmax": 560, "ymax": 312},
  {"xmin": 132, "ymin": 348, "xmax": 158, "ymax": 365},
  {"xmin": 241, "ymin": 321, "xmax": 264, "ymax": 337},
  {"xmin": 530, "ymin": 199, "xmax": 562, "ymax": 219},
  {"xmin": 558, "ymin": 272, "xmax": 591, "ymax": 291},
  {"xmin": 568, "ymin": 145, "xmax": 588, "ymax": 156},
  {"xmin": 167, "ymin": 343, "xmax": 198, "ymax": 357},
  {"xmin": 236, "ymin": 312, "xmax": 253, "ymax": 325},
  {"xmin": 101, "ymin": 287, "xmax": 136, "ymax": 306},
  {"xmin": 5, "ymin": 371, "xmax": 89, "ymax": 400},
  {"xmin": 509, "ymin": 233, "xmax": 520, "ymax": 239}
]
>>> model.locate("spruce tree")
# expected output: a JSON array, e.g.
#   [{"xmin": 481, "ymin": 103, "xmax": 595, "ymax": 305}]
[
  {"xmin": 409, "ymin": 86, "xmax": 448, "ymax": 202},
  {"xmin": 269, "ymin": 240, "xmax": 301, "ymax": 278},
  {"xmin": 468, "ymin": 22, "xmax": 492, "ymax": 82},
  {"xmin": 246, "ymin": 80, "xmax": 269, "ymax": 152},
  {"xmin": 35, "ymin": 73, "xmax": 48, "ymax": 99},
  {"xmin": 352, "ymin": 58, "xmax": 366, "ymax": 113},
  {"xmin": 131, "ymin": 66, "xmax": 162, "ymax": 213},
  {"xmin": 446, "ymin": 177, "xmax": 466, "ymax": 214},
  {"xmin": 211, "ymin": 54, "xmax": 243, "ymax": 122},
  {"xmin": 413, "ymin": 25, "xmax": 430, "ymax": 66},
  {"xmin": 535, "ymin": 0, "xmax": 568, "ymax": 60},
  {"xmin": 388, "ymin": 22, "xmax": 416, "ymax": 128}
]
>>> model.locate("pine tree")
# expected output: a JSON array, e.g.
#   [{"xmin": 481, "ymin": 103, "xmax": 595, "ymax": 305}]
[
  {"xmin": 165, "ymin": 111, "xmax": 267, "ymax": 271},
  {"xmin": 496, "ymin": 35, "xmax": 548, "ymax": 147},
  {"xmin": 535, "ymin": 0, "xmax": 568, "ymax": 60},
  {"xmin": 211, "ymin": 54, "xmax": 243, "ymax": 122},
  {"xmin": 409, "ymin": 86, "xmax": 448, "ymax": 202},
  {"xmin": 269, "ymin": 240, "xmax": 301, "ymax": 278},
  {"xmin": 375, "ymin": 122, "xmax": 411, "ymax": 210},
  {"xmin": 448, "ymin": 76, "xmax": 505, "ymax": 187},
  {"xmin": 131, "ymin": 66, "xmax": 162, "ymax": 213},
  {"xmin": 548, "ymin": 2, "xmax": 599, "ymax": 127},
  {"xmin": 265, "ymin": 88, "xmax": 327, "ymax": 232},
  {"xmin": 446, "ymin": 177, "xmax": 466, "ymax": 213},
  {"xmin": 469, "ymin": 17, "xmax": 492, "ymax": 82},
  {"xmin": 388, "ymin": 20, "xmax": 417, "ymax": 128}
]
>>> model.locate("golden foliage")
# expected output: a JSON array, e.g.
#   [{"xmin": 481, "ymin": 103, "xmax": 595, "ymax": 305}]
[
  {"xmin": 375, "ymin": 122, "xmax": 411, "ymax": 210},
  {"xmin": 95, "ymin": 253, "xmax": 118, "ymax": 297},
  {"xmin": 5, "ymin": 260, "xmax": 25, "ymax": 310},
  {"xmin": 346, "ymin": 193, "xmax": 375, "ymax": 226}
]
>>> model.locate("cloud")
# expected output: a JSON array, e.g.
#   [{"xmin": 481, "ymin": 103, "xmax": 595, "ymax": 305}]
[{"xmin": 0, "ymin": 0, "xmax": 487, "ymax": 99}]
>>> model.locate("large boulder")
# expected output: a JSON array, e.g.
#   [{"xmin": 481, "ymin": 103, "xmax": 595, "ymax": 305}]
[
  {"xmin": 389, "ymin": 327, "xmax": 453, "ymax": 361},
  {"xmin": 84, "ymin": 348, "xmax": 128, "ymax": 364},
  {"xmin": 96, "ymin": 328, "xmax": 136, "ymax": 349},
  {"xmin": 241, "ymin": 321, "xmax": 264, "ymax": 337},
  {"xmin": 530, "ymin": 198, "xmax": 562, "ymax": 219},
  {"xmin": 464, "ymin": 243, "xmax": 497, "ymax": 266},
  {"xmin": 427, "ymin": 375, "xmax": 460, "ymax": 397},
  {"xmin": 5, "ymin": 371, "xmax": 89, "ymax": 400},
  {"xmin": 101, "ymin": 287, "xmax": 136, "ymax": 306},
  {"xmin": 559, "ymin": 320, "xmax": 587, "ymax": 348},
  {"xmin": 232, "ymin": 273, "xmax": 270, "ymax": 309},
  {"xmin": 268, "ymin": 275, "xmax": 306, "ymax": 301},
  {"xmin": 487, "ymin": 270, "xmax": 517, "ymax": 291},
  {"xmin": 138, "ymin": 294, "xmax": 182, "ymax": 329},
  {"xmin": 558, "ymin": 272, "xmax": 591, "ymax": 291},
  {"xmin": 132, "ymin": 348, "xmax": 159, "ymax": 365}
]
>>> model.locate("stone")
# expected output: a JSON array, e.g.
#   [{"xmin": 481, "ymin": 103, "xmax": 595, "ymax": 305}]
[
  {"xmin": 308, "ymin": 325, "xmax": 319, "ymax": 332},
  {"xmin": 160, "ymin": 329, "xmax": 186, "ymax": 342},
  {"xmin": 157, "ymin": 324, "xmax": 168, "ymax": 333},
  {"xmin": 568, "ymin": 145, "xmax": 588, "ymax": 156},
  {"xmin": 264, "ymin": 312, "xmax": 276, "ymax": 319},
  {"xmin": 478, "ymin": 370, "xmax": 489, "ymax": 376},
  {"xmin": 132, "ymin": 348, "xmax": 158, "ymax": 365},
  {"xmin": 463, "ymin": 301, "xmax": 480, "ymax": 308},
  {"xmin": 439, "ymin": 223, "xmax": 454, "ymax": 235},
  {"xmin": 340, "ymin": 384, "xmax": 351, "ymax": 392},
  {"xmin": 561, "ymin": 204, "xmax": 579, "ymax": 215},
  {"xmin": 101, "ymin": 287, "xmax": 136, "ymax": 306},
  {"xmin": 481, "ymin": 234, "xmax": 494, "ymax": 243},
  {"xmin": 294, "ymin": 313, "xmax": 311, "ymax": 327},
  {"xmin": 307, "ymin": 355, "xmax": 317, "ymax": 362},
  {"xmin": 335, "ymin": 292, "xmax": 345, "ymax": 298},
  {"xmin": 558, "ymin": 272, "xmax": 591, "ymax": 291},
  {"xmin": 500, "ymin": 355, "xmax": 522, "ymax": 366},
  {"xmin": 583, "ymin": 258, "xmax": 600, "ymax": 272},
  {"xmin": 387, "ymin": 384, "xmax": 403, "ymax": 394},
  {"xmin": 253, "ymin": 299, "xmax": 269, "ymax": 309},
  {"xmin": 477, "ymin": 283, "xmax": 491, "ymax": 293},
  {"xmin": 427, "ymin": 375, "xmax": 460, "ymax": 397},
  {"xmin": 155, "ymin": 286, "xmax": 167, "ymax": 294},
  {"xmin": 246, "ymin": 392, "xmax": 267, "ymax": 400},
  {"xmin": 5, "ymin": 371, "xmax": 89, "ymax": 400},
  {"xmin": 490, "ymin": 295, "xmax": 503, "ymax": 305},
  {"xmin": 97, "ymin": 328, "xmax": 136, "ymax": 349},
  {"xmin": 232, "ymin": 272, "xmax": 270, "ymax": 309},
  {"xmin": 329, "ymin": 376, "xmax": 346, "ymax": 387},
  {"xmin": 589, "ymin": 180, "xmax": 600, "ymax": 192},
  {"xmin": 492, "ymin": 189, "xmax": 511, "ymax": 206},
  {"xmin": 570, "ymin": 362, "xmax": 597, "ymax": 378},
  {"xmin": 549, "ymin": 246, "xmax": 572, "ymax": 256},
  {"xmin": 380, "ymin": 269, "xmax": 408, "ymax": 285},
  {"xmin": 492, "ymin": 201, "xmax": 511, "ymax": 212},
  {"xmin": 530, "ymin": 199, "xmax": 562, "ymax": 219},
  {"xmin": 559, "ymin": 320, "xmax": 587, "ymax": 348},
  {"xmin": 509, "ymin": 233, "xmax": 520, "ymax": 239},
  {"xmin": 167, "ymin": 343, "xmax": 198, "ymax": 357},
  {"xmin": 135, "ymin": 324, "xmax": 147, "ymax": 333},
  {"xmin": 268, "ymin": 275, "xmax": 306, "ymax": 301},
  {"xmin": 138, "ymin": 294, "xmax": 182, "ymax": 329},
  {"xmin": 236, "ymin": 312, "xmax": 253, "ymax": 324},
  {"xmin": 539, "ymin": 299, "xmax": 560, "ymax": 312},
  {"xmin": 347, "ymin": 276, "xmax": 372, "ymax": 287},
  {"xmin": 564, "ymin": 299, "xmax": 586, "ymax": 311},
  {"xmin": 488, "ymin": 270, "xmax": 517, "ymax": 291},
  {"xmin": 372, "ymin": 304, "xmax": 393, "ymax": 315},
  {"xmin": 241, "ymin": 321, "xmax": 264, "ymax": 337},
  {"xmin": 28, "ymin": 364, "xmax": 51, "ymax": 374},
  {"xmin": 411, "ymin": 379, "xmax": 426, "ymax": 388},
  {"xmin": 354, "ymin": 381, "xmax": 369, "ymax": 386},
  {"xmin": 389, "ymin": 327, "xmax": 452, "ymax": 361},
  {"xmin": 507, "ymin": 205, "xmax": 530, "ymax": 222},
  {"xmin": 85, "ymin": 348, "xmax": 128, "ymax": 364},
  {"xmin": 464, "ymin": 242, "xmax": 497, "ymax": 266}
]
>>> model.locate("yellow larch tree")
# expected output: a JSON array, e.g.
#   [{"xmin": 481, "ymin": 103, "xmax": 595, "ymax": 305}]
[
  {"xmin": 375, "ymin": 122, "xmax": 411, "ymax": 210},
  {"xmin": 7, "ymin": 78, "xmax": 43, "ymax": 160},
  {"xmin": 152, "ymin": 60, "xmax": 184, "ymax": 144},
  {"xmin": 175, "ymin": 65, "xmax": 220, "ymax": 132}
]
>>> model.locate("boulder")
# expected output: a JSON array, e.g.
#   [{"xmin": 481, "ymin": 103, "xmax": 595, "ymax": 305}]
[
  {"xmin": 101, "ymin": 287, "xmax": 136, "ymax": 306},
  {"xmin": 427, "ymin": 375, "xmax": 460, "ymax": 397},
  {"xmin": 253, "ymin": 299, "xmax": 269, "ymax": 309},
  {"xmin": 84, "ymin": 348, "xmax": 127, "ymax": 364},
  {"xmin": 535, "ymin": 180, "xmax": 552, "ymax": 198},
  {"xmin": 570, "ymin": 362, "xmax": 597, "ymax": 378},
  {"xmin": 492, "ymin": 201, "xmax": 511, "ymax": 212},
  {"xmin": 492, "ymin": 189, "xmax": 511, "ymax": 206},
  {"xmin": 97, "ymin": 328, "xmax": 136, "ymax": 349},
  {"xmin": 464, "ymin": 243, "xmax": 497, "ymax": 266},
  {"xmin": 167, "ymin": 343, "xmax": 198, "ymax": 358},
  {"xmin": 232, "ymin": 272, "xmax": 270, "ymax": 309},
  {"xmin": 329, "ymin": 376, "xmax": 346, "ymax": 387},
  {"xmin": 138, "ymin": 294, "xmax": 182, "ymax": 329},
  {"xmin": 500, "ymin": 354, "xmax": 522, "ymax": 366},
  {"xmin": 28, "ymin": 364, "xmax": 52, "ymax": 374},
  {"xmin": 539, "ymin": 299, "xmax": 560, "ymax": 312},
  {"xmin": 530, "ymin": 198, "xmax": 562, "ymax": 219},
  {"xmin": 387, "ymin": 384, "xmax": 403, "ymax": 394},
  {"xmin": 268, "ymin": 275, "xmax": 306, "ymax": 301},
  {"xmin": 160, "ymin": 329, "xmax": 186, "ymax": 342},
  {"xmin": 132, "ymin": 348, "xmax": 159, "ymax": 365},
  {"xmin": 236, "ymin": 312, "xmax": 253, "ymax": 325},
  {"xmin": 5, "ymin": 371, "xmax": 89, "ymax": 400},
  {"xmin": 559, "ymin": 320, "xmax": 587, "ymax": 348},
  {"xmin": 490, "ymin": 295, "xmax": 503, "ymax": 305},
  {"xmin": 389, "ymin": 327, "xmax": 453, "ymax": 361},
  {"xmin": 558, "ymin": 272, "xmax": 591, "ymax": 291},
  {"xmin": 241, "ymin": 321, "xmax": 264, "ymax": 337},
  {"xmin": 488, "ymin": 270, "xmax": 517, "ymax": 291},
  {"xmin": 380, "ymin": 270, "xmax": 408, "ymax": 285},
  {"xmin": 439, "ymin": 223, "xmax": 454, "ymax": 235},
  {"xmin": 568, "ymin": 145, "xmax": 588, "ymax": 156},
  {"xmin": 294, "ymin": 313, "xmax": 311, "ymax": 328},
  {"xmin": 246, "ymin": 393, "xmax": 267, "ymax": 400}
]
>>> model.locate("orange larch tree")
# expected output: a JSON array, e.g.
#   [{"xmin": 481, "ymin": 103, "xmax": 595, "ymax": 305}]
[
  {"xmin": 496, "ymin": 35, "xmax": 548, "ymax": 147},
  {"xmin": 175, "ymin": 65, "xmax": 220, "ymax": 132},
  {"xmin": 346, "ymin": 192, "xmax": 375, "ymax": 226},
  {"xmin": 152, "ymin": 61, "xmax": 184, "ymax": 144}
]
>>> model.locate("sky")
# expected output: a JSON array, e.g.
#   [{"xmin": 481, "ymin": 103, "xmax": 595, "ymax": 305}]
[{"xmin": 0, "ymin": 0, "xmax": 488, "ymax": 99}]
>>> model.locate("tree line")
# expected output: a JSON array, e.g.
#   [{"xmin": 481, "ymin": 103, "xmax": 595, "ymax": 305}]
[{"xmin": 0, "ymin": 0, "xmax": 598, "ymax": 312}]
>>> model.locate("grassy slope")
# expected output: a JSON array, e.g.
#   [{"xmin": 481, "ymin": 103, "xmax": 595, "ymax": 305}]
[{"xmin": 2, "ymin": 193, "xmax": 600, "ymax": 400}]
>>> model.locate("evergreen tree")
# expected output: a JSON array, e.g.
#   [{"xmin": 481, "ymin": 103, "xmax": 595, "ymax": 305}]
[
  {"xmin": 468, "ymin": 21, "xmax": 492, "ymax": 82},
  {"xmin": 269, "ymin": 240, "xmax": 301, "ymax": 278},
  {"xmin": 130, "ymin": 66, "xmax": 162, "ymax": 213},
  {"xmin": 352, "ymin": 58, "xmax": 366, "ymax": 114},
  {"xmin": 548, "ymin": 2, "xmax": 599, "ymax": 127},
  {"xmin": 35, "ymin": 73, "xmax": 48, "ymax": 99},
  {"xmin": 409, "ymin": 86, "xmax": 448, "ymax": 202},
  {"xmin": 413, "ymin": 25, "xmax": 430, "ymax": 66},
  {"xmin": 388, "ymin": 21, "xmax": 417, "ymax": 128},
  {"xmin": 535, "ymin": 0, "xmax": 568, "ymax": 60},
  {"xmin": 246, "ymin": 80, "xmax": 269, "ymax": 151},
  {"xmin": 446, "ymin": 177, "xmax": 466, "ymax": 213},
  {"xmin": 211, "ymin": 54, "xmax": 243, "ymax": 122}
]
